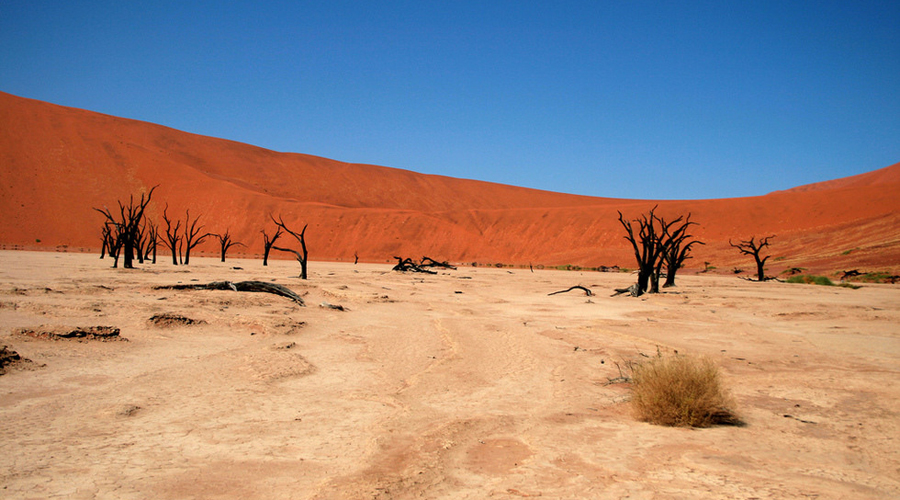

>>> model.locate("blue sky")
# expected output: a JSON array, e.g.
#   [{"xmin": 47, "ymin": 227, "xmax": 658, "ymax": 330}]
[{"xmin": 2, "ymin": 1, "xmax": 898, "ymax": 200}]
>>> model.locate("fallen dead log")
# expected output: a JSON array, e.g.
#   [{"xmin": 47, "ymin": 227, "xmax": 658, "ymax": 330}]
[
  {"xmin": 548, "ymin": 285, "xmax": 593, "ymax": 296},
  {"xmin": 154, "ymin": 280, "xmax": 305, "ymax": 306},
  {"xmin": 420, "ymin": 257, "xmax": 457, "ymax": 270},
  {"xmin": 840, "ymin": 269, "xmax": 862, "ymax": 280},
  {"xmin": 392, "ymin": 257, "xmax": 437, "ymax": 274}
]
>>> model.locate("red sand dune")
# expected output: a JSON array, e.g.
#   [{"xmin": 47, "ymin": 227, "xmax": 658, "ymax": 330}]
[{"xmin": 1, "ymin": 91, "xmax": 898, "ymax": 274}]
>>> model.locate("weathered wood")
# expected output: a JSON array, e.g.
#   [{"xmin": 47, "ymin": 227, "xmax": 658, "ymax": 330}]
[
  {"xmin": 392, "ymin": 257, "xmax": 437, "ymax": 274},
  {"xmin": 420, "ymin": 257, "xmax": 457, "ymax": 270},
  {"xmin": 155, "ymin": 280, "xmax": 305, "ymax": 306},
  {"xmin": 548, "ymin": 285, "xmax": 593, "ymax": 296}
]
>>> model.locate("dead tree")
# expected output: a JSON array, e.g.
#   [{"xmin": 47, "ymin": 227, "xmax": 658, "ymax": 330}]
[
  {"xmin": 182, "ymin": 210, "xmax": 211, "ymax": 265},
  {"xmin": 101, "ymin": 222, "xmax": 122, "ymax": 268},
  {"xmin": 617, "ymin": 206, "xmax": 666, "ymax": 296},
  {"xmin": 660, "ymin": 213, "xmax": 704, "ymax": 288},
  {"xmin": 144, "ymin": 221, "xmax": 159, "ymax": 264},
  {"xmin": 161, "ymin": 205, "xmax": 183, "ymax": 265},
  {"xmin": 213, "ymin": 229, "xmax": 244, "ymax": 262},
  {"xmin": 133, "ymin": 220, "xmax": 147, "ymax": 264},
  {"xmin": 94, "ymin": 186, "xmax": 156, "ymax": 269},
  {"xmin": 261, "ymin": 225, "xmax": 284, "ymax": 266},
  {"xmin": 647, "ymin": 214, "xmax": 688, "ymax": 293},
  {"xmin": 730, "ymin": 236, "xmax": 774, "ymax": 281},
  {"xmin": 270, "ymin": 215, "xmax": 309, "ymax": 279},
  {"xmin": 100, "ymin": 225, "xmax": 110, "ymax": 259},
  {"xmin": 617, "ymin": 207, "xmax": 703, "ymax": 294}
]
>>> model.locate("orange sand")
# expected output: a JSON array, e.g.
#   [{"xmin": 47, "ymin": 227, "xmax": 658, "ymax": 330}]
[{"xmin": 1, "ymin": 91, "xmax": 898, "ymax": 274}]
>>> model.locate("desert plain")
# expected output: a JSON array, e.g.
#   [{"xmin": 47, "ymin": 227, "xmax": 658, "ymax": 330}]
[{"xmin": 1, "ymin": 250, "xmax": 898, "ymax": 499}]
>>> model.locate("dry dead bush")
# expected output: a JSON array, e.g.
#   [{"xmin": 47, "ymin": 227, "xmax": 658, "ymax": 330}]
[{"xmin": 631, "ymin": 354, "xmax": 740, "ymax": 427}]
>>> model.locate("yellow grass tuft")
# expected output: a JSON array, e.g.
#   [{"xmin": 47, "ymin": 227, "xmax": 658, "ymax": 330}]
[{"xmin": 630, "ymin": 354, "xmax": 740, "ymax": 427}]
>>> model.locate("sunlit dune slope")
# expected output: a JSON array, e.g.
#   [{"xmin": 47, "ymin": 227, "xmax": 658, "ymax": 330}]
[{"xmin": 1, "ymin": 91, "xmax": 898, "ymax": 273}]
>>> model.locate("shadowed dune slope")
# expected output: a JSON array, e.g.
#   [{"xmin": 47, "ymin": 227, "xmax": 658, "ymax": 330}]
[{"xmin": 1, "ymin": 91, "xmax": 898, "ymax": 273}]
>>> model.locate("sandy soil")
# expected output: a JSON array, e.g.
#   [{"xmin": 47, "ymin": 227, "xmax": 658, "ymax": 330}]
[{"xmin": 1, "ymin": 251, "xmax": 898, "ymax": 499}]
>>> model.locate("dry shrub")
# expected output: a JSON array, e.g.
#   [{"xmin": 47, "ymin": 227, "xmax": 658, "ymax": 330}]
[{"xmin": 631, "ymin": 354, "xmax": 740, "ymax": 427}]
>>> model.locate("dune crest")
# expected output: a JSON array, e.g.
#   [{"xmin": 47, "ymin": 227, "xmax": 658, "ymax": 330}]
[{"xmin": 1, "ymin": 91, "xmax": 897, "ymax": 273}]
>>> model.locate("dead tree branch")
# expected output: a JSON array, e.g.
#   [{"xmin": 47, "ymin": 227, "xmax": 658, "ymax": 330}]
[
  {"xmin": 392, "ymin": 257, "xmax": 438, "ymax": 274},
  {"xmin": 261, "ymin": 226, "xmax": 284, "ymax": 266},
  {"xmin": 548, "ymin": 285, "xmax": 593, "ymax": 296},
  {"xmin": 420, "ymin": 257, "xmax": 457, "ymax": 270},
  {"xmin": 154, "ymin": 280, "xmax": 305, "ymax": 306}
]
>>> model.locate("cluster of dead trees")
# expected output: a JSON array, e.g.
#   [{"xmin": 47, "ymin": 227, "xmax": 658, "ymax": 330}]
[
  {"xmin": 616, "ymin": 206, "xmax": 703, "ymax": 296},
  {"xmin": 94, "ymin": 188, "xmax": 309, "ymax": 278},
  {"xmin": 96, "ymin": 186, "xmax": 159, "ymax": 269},
  {"xmin": 615, "ymin": 206, "xmax": 787, "ymax": 296},
  {"xmin": 97, "ymin": 190, "xmax": 788, "ymax": 289}
]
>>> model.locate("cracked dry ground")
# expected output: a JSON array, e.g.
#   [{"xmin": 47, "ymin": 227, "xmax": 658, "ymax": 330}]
[{"xmin": 1, "ymin": 251, "xmax": 898, "ymax": 499}]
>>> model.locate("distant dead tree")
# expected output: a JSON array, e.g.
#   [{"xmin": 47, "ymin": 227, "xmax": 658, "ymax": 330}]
[
  {"xmin": 260, "ymin": 225, "xmax": 284, "ymax": 266},
  {"xmin": 135, "ymin": 220, "xmax": 147, "ymax": 263},
  {"xmin": 270, "ymin": 215, "xmax": 308, "ymax": 279},
  {"xmin": 182, "ymin": 210, "xmax": 211, "ymax": 265},
  {"xmin": 100, "ymin": 224, "xmax": 110, "ymax": 259},
  {"xmin": 94, "ymin": 186, "xmax": 156, "ymax": 269},
  {"xmin": 133, "ymin": 219, "xmax": 159, "ymax": 264},
  {"xmin": 730, "ymin": 236, "xmax": 775, "ymax": 281},
  {"xmin": 161, "ymin": 205, "xmax": 183, "ymax": 265},
  {"xmin": 143, "ymin": 220, "xmax": 159, "ymax": 264},
  {"xmin": 101, "ymin": 222, "xmax": 122, "ymax": 268},
  {"xmin": 616, "ymin": 206, "xmax": 703, "ymax": 295},
  {"xmin": 213, "ymin": 229, "xmax": 244, "ymax": 262}
]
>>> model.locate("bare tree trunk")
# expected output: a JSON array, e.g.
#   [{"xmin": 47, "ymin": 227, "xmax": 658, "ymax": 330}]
[
  {"xmin": 730, "ymin": 236, "xmax": 774, "ymax": 281},
  {"xmin": 182, "ymin": 210, "xmax": 210, "ymax": 266},
  {"xmin": 162, "ymin": 205, "xmax": 182, "ymax": 266},
  {"xmin": 270, "ymin": 215, "xmax": 308, "ymax": 279},
  {"xmin": 214, "ymin": 230, "xmax": 243, "ymax": 263}
]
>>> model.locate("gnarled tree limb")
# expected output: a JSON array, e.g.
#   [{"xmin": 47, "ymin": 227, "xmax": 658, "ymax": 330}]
[
  {"xmin": 154, "ymin": 280, "xmax": 305, "ymax": 306},
  {"xmin": 548, "ymin": 285, "xmax": 593, "ymax": 296}
]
